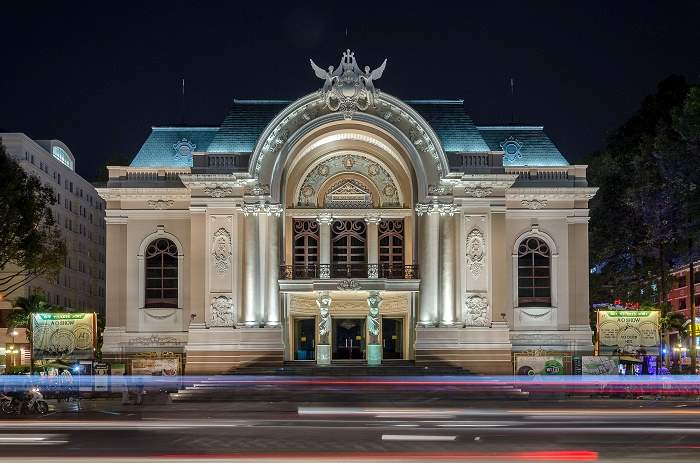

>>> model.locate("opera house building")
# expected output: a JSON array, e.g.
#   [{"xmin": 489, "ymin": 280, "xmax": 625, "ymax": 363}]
[{"xmin": 97, "ymin": 51, "xmax": 597, "ymax": 374}]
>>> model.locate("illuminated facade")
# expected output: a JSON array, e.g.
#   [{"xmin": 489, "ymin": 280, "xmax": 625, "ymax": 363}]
[{"xmin": 97, "ymin": 51, "xmax": 596, "ymax": 374}]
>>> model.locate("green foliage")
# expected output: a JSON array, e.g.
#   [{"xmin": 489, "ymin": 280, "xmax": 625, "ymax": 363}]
[
  {"xmin": 0, "ymin": 143, "xmax": 66, "ymax": 297},
  {"xmin": 588, "ymin": 76, "xmax": 700, "ymax": 305}
]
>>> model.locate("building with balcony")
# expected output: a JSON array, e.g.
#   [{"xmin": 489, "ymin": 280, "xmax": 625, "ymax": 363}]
[
  {"xmin": 97, "ymin": 51, "xmax": 596, "ymax": 374},
  {"xmin": 0, "ymin": 134, "xmax": 106, "ymax": 316}
]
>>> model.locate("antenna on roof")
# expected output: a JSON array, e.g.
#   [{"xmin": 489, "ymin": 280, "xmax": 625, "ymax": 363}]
[
  {"xmin": 181, "ymin": 78, "xmax": 186, "ymax": 125},
  {"xmin": 510, "ymin": 77, "xmax": 515, "ymax": 124}
]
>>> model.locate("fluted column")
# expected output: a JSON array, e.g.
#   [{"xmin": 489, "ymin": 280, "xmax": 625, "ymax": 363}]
[
  {"xmin": 243, "ymin": 213, "xmax": 260, "ymax": 326},
  {"xmin": 418, "ymin": 211, "xmax": 439, "ymax": 325},
  {"xmin": 439, "ymin": 213, "xmax": 456, "ymax": 325},
  {"xmin": 365, "ymin": 215, "xmax": 381, "ymax": 278},
  {"xmin": 317, "ymin": 213, "xmax": 332, "ymax": 279},
  {"xmin": 266, "ymin": 213, "xmax": 280, "ymax": 326}
]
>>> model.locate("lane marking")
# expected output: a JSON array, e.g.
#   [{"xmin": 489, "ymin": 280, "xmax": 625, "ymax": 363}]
[{"xmin": 381, "ymin": 434, "xmax": 456, "ymax": 441}]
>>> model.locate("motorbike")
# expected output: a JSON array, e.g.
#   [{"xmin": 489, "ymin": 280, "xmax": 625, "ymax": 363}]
[{"xmin": 0, "ymin": 388, "xmax": 49, "ymax": 415}]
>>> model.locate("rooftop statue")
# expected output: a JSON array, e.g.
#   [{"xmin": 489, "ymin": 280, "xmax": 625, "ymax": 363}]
[{"xmin": 310, "ymin": 49, "xmax": 387, "ymax": 119}]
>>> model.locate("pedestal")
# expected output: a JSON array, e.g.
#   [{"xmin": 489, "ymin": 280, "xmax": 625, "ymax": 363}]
[
  {"xmin": 317, "ymin": 345, "xmax": 331, "ymax": 365},
  {"xmin": 367, "ymin": 344, "xmax": 382, "ymax": 365}
]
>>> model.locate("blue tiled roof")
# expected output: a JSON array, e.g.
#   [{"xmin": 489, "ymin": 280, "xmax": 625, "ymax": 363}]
[
  {"xmin": 127, "ymin": 101, "xmax": 569, "ymax": 168},
  {"xmin": 406, "ymin": 100, "xmax": 490, "ymax": 152},
  {"xmin": 207, "ymin": 100, "xmax": 290, "ymax": 153},
  {"xmin": 130, "ymin": 127, "xmax": 218, "ymax": 167},
  {"xmin": 477, "ymin": 126, "xmax": 570, "ymax": 167}
]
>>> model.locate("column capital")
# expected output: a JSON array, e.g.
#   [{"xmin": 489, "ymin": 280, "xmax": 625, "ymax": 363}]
[
  {"xmin": 364, "ymin": 214, "xmax": 382, "ymax": 224},
  {"xmin": 415, "ymin": 201, "xmax": 457, "ymax": 216},
  {"xmin": 316, "ymin": 213, "xmax": 333, "ymax": 225},
  {"xmin": 241, "ymin": 202, "xmax": 282, "ymax": 216}
]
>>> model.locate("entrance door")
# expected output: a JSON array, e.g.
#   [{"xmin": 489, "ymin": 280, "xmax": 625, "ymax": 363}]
[
  {"xmin": 333, "ymin": 318, "xmax": 365, "ymax": 360},
  {"xmin": 382, "ymin": 318, "xmax": 403, "ymax": 359},
  {"xmin": 294, "ymin": 318, "xmax": 315, "ymax": 361}
]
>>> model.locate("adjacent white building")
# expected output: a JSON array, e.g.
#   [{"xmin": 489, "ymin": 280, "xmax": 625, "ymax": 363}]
[{"xmin": 0, "ymin": 133, "xmax": 106, "ymax": 316}]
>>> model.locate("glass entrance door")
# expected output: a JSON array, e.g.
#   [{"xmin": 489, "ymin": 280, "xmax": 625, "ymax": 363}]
[
  {"xmin": 333, "ymin": 318, "xmax": 365, "ymax": 360},
  {"xmin": 294, "ymin": 318, "xmax": 315, "ymax": 361},
  {"xmin": 382, "ymin": 318, "xmax": 403, "ymax": 359}
]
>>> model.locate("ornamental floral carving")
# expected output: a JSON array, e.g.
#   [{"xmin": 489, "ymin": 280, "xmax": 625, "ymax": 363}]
[
  {"xmin": 463, "ymin": 186, "xmax": 493, "ymax": 198},
  {"xmin": 466, "ymin": 228, "xmax": 486, "ymax": 278},
  {"xmin": 146, "ymin": 200, "xmax": 174, "ymax": 209},
  {"xmin": 521, "ymin": 199, "xmax": 548, "ymax": 209},
  {"xmin": 129, "ymin": 335, "xmax": 180, "ymax": 345},
  {"xmin": 317, "ymin": 292, "xmax": 332, "ymax": 339},
  {"xmin": 464, "ymin": 295, "xmax": 490, "ymax": 327},
  {"xmin": 209, "ymin": 295, "xmax": 235, "ymax": 327},
  {"xmin": 204, "ymin": 185, "xmax": 235, "ymax": 198},
  {"xmin": 212, "ymin": 228, "xmax": 232, "ymax": 273},
  {"xmin": 336, "ymin": 279, "xmax": 361, "ymax": 291}
]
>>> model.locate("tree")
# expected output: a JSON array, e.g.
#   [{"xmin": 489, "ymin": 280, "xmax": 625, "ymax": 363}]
[
  {"xmin": 588, "ymin": 76, "xmax": 696, "ymax": 305},
  {"xmin": 0, "ymin": 143, "xmax": 66, "ymax": 297}
]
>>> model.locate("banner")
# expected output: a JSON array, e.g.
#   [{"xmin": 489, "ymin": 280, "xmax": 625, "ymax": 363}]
[
  {"xmin": 580, "ymin": 356, "xmax": 620, "ymax": 375},
  {"xmin": 597, "ymin": 310, "xmax": 660, "ymax": 354},
  {"xmin": 31, "ymin": 313, "xmax": 96, "ymax": 360},
  {"xmin": 515, "ymin": 356, "xmax": 564, "ymax": 375}
]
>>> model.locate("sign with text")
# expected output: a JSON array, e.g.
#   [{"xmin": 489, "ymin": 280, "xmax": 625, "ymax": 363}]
[
  {"xmin": 597, "ymin": 310, "xmax": 659, "ymax": 354},
  {"xmin": 515, "ymin": 356, "xmax": 565, "ymax": 375},
  {"xmin": 31, "ymin": 313, "xmax": 96, "ymax": 360}
]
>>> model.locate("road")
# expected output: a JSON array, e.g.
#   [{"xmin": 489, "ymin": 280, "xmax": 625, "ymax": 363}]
[{"xmin": 2, "ymin": 394, "xmax": 700, "ymax": 463}]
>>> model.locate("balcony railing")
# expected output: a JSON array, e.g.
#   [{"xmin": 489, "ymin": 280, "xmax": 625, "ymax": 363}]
[{"xmin": 279, "ymin": 264, "xmax": 419, "ymax": 280}]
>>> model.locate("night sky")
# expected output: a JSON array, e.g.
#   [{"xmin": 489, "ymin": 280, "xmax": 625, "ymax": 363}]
[{"xmin": 2, "ymin": 1, "xmax": 698, "ymax": 181}]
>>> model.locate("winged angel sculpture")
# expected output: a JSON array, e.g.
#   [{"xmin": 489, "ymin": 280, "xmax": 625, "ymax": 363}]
[{"xmin": 310, "ymin": 50, "xmax": 387, "ymax": 118}]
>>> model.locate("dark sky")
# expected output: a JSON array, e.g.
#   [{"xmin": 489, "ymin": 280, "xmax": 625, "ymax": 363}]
[{"xmin": 2, "ymin": 1, "xmax": 698, "ymax": 181}]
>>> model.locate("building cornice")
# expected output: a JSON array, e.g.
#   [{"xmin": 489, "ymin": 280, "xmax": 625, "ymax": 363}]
[
  {"xmin": 96, "ymin": 187, "xmax": 191, "ymax": 201},
  {"xmin": 506, "ymin": 187, "xmax": 598, "ymax": 201}
]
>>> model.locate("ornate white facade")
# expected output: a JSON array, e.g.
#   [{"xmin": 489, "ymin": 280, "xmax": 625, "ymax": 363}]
[{"xmin": 97, "ymin": 51, "xmax": 596, "ymax": 374}]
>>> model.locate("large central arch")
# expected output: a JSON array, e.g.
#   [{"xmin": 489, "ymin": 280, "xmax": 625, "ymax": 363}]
[{"xmin": 251, "ymin": 92, "xmax": 448, "ymax": 202}]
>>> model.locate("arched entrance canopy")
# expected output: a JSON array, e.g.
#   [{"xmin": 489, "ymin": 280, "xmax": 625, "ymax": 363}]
[{"xmin": 250, "ymin": 92, "xmax": 448, "ymax": 203}]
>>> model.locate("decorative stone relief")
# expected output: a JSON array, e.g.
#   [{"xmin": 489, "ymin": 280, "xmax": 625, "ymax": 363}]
[
  {"xmin": 367, "ymin": 291, "xmax": 383, "ymax": 336},
  {"xmin": 129, "ymin": 335, "xmax": 180, "ymax": 345},
  {"xmin": 500, "ymin": 137, "xmax": 523, "ymax": 163},
  {"xmin": 310, "ymin": 49, "xmax": 387, "ymax": 119},
  {"xmin": 464, "ymin": 295, "xmax": 490, "ymax": 327},
  {"xmin": 415, "ymin": 201, "xmax": 457, "ymax": 216},
  {"xmin": 317, "ymin": 292, "xmax": 332, "ymax": 339},
  {"xmin": 209, "ymin": 295, "xmax": 235, "ymax": 327},
  {"xmin": 336, "ymin": 279, "xmax": 361, "ymax": 291},
  {"xmin": 246, "ymin": 183, "xmax": 270, "ymax": 196},
  {"xmin": 211, "ymin": 228, "xmax": 232, "ymax": 273},
  {"xmin": 240, "ymin": 203, "xmax": 283, "ymax": 216},
  {"xmin": 297, "ymin": 153, "xmax": 400, "ymax": 208},
  {"xmin": 428, "ymin": 184, "xmax": 453, "ymax": 196},
  {"xmin": 146, "ymin": 200, "xmax": 174, "ymax": 209},
  {"xmin": 521, "ymin": 199, "xmax": 548, "ymax": 209},
  {"xmin": 463, "ymin": 186, "xmax": 493, "ymax": 198},
  {"xmin": 173, "ymin": 138, "xmax": 196, "ymax": 159},
  {"xmin": 204, "ymin": 185, "xmax": 235, "ymax": 198},
  {"xmin": 466, "ymin": 228, "xmax": 486, "ymax": 278}
]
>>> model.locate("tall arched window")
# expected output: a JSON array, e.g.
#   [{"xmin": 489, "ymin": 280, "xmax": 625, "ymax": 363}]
[
  {"xmin": 145, "ymin": 238, "xmax": 179, "ymax": 308},
  {"xmin": 517, "ymin": 237, "xmax": 551, "ymax": 307}
]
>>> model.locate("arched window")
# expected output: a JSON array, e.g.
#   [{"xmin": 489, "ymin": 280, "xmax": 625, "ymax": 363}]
[
  {"xmin": 145, "ymin": 238, "xmax": 179, "ymax": 308},
  {"xmin": 517, "ymin": 237, "xmax": 551, "ymax": 307}
]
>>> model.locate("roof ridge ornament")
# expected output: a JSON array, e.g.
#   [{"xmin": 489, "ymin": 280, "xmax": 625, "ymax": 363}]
[{"xmin": 310, "ymin": 49, "xmax": 387, "ymax": 120}]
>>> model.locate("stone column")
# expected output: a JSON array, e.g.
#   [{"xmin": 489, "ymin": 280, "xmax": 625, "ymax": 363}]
[
  {"xmin": 316, "ymin": 291, "xmax": 332, "ymax": 365},
  {"xmin": 365, "ymin": 215, "xmax": 381, "ymax": 278},
  {"xmin": 242, "ymin": 212, "xmax": 260, "ymax": 326},
  {"xmin": 317, "ymin": 213, "xmax": 332, "ymax": 279},
  {"xmin": 439, "ymin": 213, "xmax": 456, "ymax": 325},
  {"xmin": 418, "ymin": 210, "xmax": 439, "ymax": 325},
  {"xmin": 490, "ymin": 209, "xmax": 508, "ymax": 325},
  {"xmin": 104, "ymin": 218, "xmax": 127, "ymax": 328},
  {"xmin": 266, "ymin": 213, "xmax": 280, "ymax": 326},
  {"xmin": 367, "ymin": 291, "xmax": 383, "ymax": 365}
]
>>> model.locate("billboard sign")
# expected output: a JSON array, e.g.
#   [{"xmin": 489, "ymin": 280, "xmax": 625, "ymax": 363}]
[
  {"xmin": 31, "ymin": 313, "xmax": 96, "ymax": 360},
  {"xmin": 597, "ymin": 310, "xmax": 660, "ymax": 354},
  {"xmin": 515, "ymin": 356, "xmax": 565, "ymax": 375}
]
